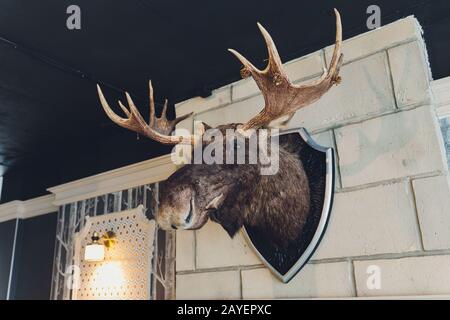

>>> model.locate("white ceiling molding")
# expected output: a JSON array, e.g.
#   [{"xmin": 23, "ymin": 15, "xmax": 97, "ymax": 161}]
[
  {"xmin": 48, "ymin": 154, "xmax": 177, "ymax": 206},
  {"xmin": 432, "ymin": 76, "xmax": 450, "ymax": 118},
  {"xmin": 0, "ymin": 195, "xmax": 57, "ymax": 223},
  {"xmin": 0, "ymin": 201, "xmax": 24, "ymax": 223},
  {"xmin": 0, "ymin": 154, "xmax": 177, "ymax": 222}
]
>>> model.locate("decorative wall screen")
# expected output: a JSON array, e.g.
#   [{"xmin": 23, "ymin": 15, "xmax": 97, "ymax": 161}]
[
  {"xmin": 72, "ymin": 205, "xmax": 155, "ymax": 300},
  {"xmin": 50, "ymin": 183, "xmax": 176, "ymax": 300}
]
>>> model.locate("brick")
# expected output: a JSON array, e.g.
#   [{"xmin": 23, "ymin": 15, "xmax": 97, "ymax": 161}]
[
  {"xmin": 336, "ymin": 106, "xmax": 447, "ymax": 188},
  {"xmin": 312, "ymin": 130, "xmax": 341, "ymax": 189},
  {"xmin": 231, "ymin": 78, "xmax": 259, "ymax": 102},
  {"xmin": 325, "ymin": 16, "xmax": 422, "ymax": 63},
  {"xmin": 175, "ymin": 116, "xmax": 193, "ymax": 133},
  {"xmin": 231, "ymin": 51, "xmax": 324, "ymax": 101},
  {"xmin": 195, "ymin": 94, "xmax": 264, "ymax": 127},
  {"xmin": 284, "ymin": 51, "xmax": 325, "ymax": 83},
  {"xmin": 354, "ymin": 255, "xmax": 450, "ymax": 297},
  {"xmin": 285, "ymin": 52, "xmax": 396, "ymax": 132},
  {"xmin": 241, "ymin": 262, "xmax": 354, "ymax": 299},
  {"xmin": 175, "ymin": 85, "xmax": 231, "ymax": 117},
  {"xmin": 388, "ymin": 41, "xmax": 432, "ymax": 108},
  {"xmin": 313, "ymin": 182, "xmax": 422, "ymax": 260},
  {"xmin": 413, "ymin": 175, "xmax": 450, "ymax": 250},
  {"xmin": 311, "ymin": 130, "xmax": 334, "ymax": 147},
  {"xmin": 196, "ymin": 221, "xmax": 260, "ymax": 269},
  {"xmin": 176, "ymin": 230, "xmax": 196, "ymax": 271},
  {"xmin": 176, "ymin": 270, "xmax": 240, "ymax": 299}
]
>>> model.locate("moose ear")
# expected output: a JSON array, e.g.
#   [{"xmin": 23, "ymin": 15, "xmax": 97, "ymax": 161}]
[
  {"xmin": 201, "ymin": 122, "xmax": 212, "ymax": 130},
  {"xmin": 194, "ymin": 122, "xmax": 213, "ymax": 140},
  {"xmin": 206, "ymin": 193, "xmax": 225, "ymax": 210},
  {"xmin": 194, "ymin": 121, "xmax": 212, "ymax": 133}
]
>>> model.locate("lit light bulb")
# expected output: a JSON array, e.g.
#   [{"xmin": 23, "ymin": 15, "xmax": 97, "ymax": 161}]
[{"xmin": 84, "ymin": 232, "xmax": 105, "ymax": 262}]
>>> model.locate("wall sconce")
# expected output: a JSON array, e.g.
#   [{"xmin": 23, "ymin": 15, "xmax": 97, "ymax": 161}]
[{"xmin": 84, "ymin": 231, "xmax": 117, "ymax": 262}]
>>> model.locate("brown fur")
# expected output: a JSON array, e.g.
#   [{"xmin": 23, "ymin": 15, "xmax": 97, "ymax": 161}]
[{"xmin": 158, "ymin": 124, "xmax": 310, "ymax": 248}]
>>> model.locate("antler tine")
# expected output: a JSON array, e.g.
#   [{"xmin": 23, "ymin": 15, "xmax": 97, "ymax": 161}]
[
  {"xmin": 149, "ymin": 80, "xmax": 155, "ymax": 126},
  {"xmin": 172, "ymin": 111, "xmax": 193, "ymax": 126},
  {"xmin": 227, "ymin": 48, "xmax": 260, "ymax": 79},
  {"xmin": 228, "ymin": 22, "xmax": 287, "ymax": 87},
  {"xmin": 96, "ymin": 84, "xmax": 194, "ymax": 145},
  {"xmin": 125, "ymin": 92, "xmax": 144, "ymax": 120},
  {"xmin": 97, "ymin": 85, "xmax": 137, "ymax": 132},
  {"xmin": 230, "ymin": 9, "xmax": 344, "ymax": 133},
  {"xmin": 161, "ymin": 99, "xmax": 168, "ymax": 119},
  {"xmin": 328, "ymin": 9, "xmax": 343, "ymax": 78},
  {"xmin": 118, "ymin": 100, "xmax": 131, "ymax": 117},
  {"xmin": 228, "ymin": 25, "xmax": 286, "ymax": 84},
  {"xmin": 257, "ymin": 22, "xmax": 286, "ymax": 77},
  {"xmin": 294, "ymin": 9, "xmax": 343, "ymax": 88}
]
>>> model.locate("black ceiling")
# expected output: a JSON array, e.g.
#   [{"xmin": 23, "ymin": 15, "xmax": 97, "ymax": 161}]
[{"xmin": 1, "ymin": 0, "xmax": 450, "ymax": 202}]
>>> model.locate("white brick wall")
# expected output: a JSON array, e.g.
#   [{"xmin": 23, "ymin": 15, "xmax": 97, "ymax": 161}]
[
  {"xmin": 324, "ymin": 16, "xmax": 422, "ymax": 63},
  {"xmin": 176, "ymin": 270, "xmax": 241, "ymax": 299},
  {"xmin": 176, "ymin": 85, "xmax": 231, "ymax": 116},
  {"xmin": 195, "ymin": 52, "xmax": 398, "ymax": 133},
  {"xmin": 354, "ymin": 255, "xmax": 450, "ymax": 297},
  {"xmin": 173, "ymin": 16, "xmax": 450, "ymax": 299},
  {"xmin": 195, "ymin": 221, "xmax": 260, "ymax": 269},
  {"xmin": 388, "ymin": 41, "xmax": 432, "ymax": 108},
  {"xmin": 286, "ymin": 52, "xmax": 396, "ymax": 132},
  {"xmin": 412, "ymin": 175, "xmax": 450, "ymax": 250},
  {"xmin": 176, "ymin": 230, "xmax": 196, "ymax": 271},
  {"xmin": 242, "ymin": 262, "xmax": 354, "ymax": 299},
  {"xmin": 195, "ymin": 94, "xmax": 264, "ymax": 128},
  {"xmin": 336, "ymin": 106, "xmax": 447, "ymax": 188},
  {"xmin": 312, "ymin": 130, "xmax": 341, "ymax": 189},
  {"xmin": 312, "ymin": 182, "xmax": 422, "ymax": 260}
]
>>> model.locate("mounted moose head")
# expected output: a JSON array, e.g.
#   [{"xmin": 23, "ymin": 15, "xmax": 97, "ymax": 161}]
[{"xmin": 97, "ymin": 10, "xmax": 343, "ymax": 248}]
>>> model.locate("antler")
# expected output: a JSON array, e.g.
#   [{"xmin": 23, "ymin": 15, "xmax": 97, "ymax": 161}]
[
  {"xmin": 97, "ymin": 81, "xmax": 194, "ymax": 144},
  {"xmin": 229, "ymin": 8, "xmax": 343, "ymax": 133}
]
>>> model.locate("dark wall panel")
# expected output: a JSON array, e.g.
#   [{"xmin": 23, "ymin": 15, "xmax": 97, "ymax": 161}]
[
  {"xmin": 0, "ymin": 219, "xmax": 18, "ymax": 300},
  {"xmin": 11, "ymin": 213, "xmax": 57, "ymax": 300}
]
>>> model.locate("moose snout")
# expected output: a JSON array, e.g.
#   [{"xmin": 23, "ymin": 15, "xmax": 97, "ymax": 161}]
[
  {"xmin": 174, "ymin": 198, "xmax": 195, "ymax": 229},
  {"xmin": 157, "ymin": 196, "xmax": 196, "ymax": 231}
]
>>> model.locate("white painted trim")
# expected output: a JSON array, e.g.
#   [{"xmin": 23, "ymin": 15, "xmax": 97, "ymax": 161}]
[
  {"xmin": 432, "ymin": 76, "xmax": 450, "ymax": 118},
  {"xmin": 48, "ymin": 154, "xmax": 177, "ymax": 206},
  {"xmin": 0, "ymin": 154, "xmax": 177, "ymax": 221},
  {"xmin": 0, "ymin": 195, "xmax": 58, "ymax": 223},
  {"xmin": 22, "ymin": 195, "xmax": 58, "ymax": 219},
  {"xmin": 0, "ymin": 201, "xmax": 24, "ymax": 223}
]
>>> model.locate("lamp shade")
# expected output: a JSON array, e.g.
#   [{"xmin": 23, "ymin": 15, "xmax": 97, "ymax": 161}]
[{"xmin": 84, "ymin": 243, "xmax": 105, "ymax": 262}]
